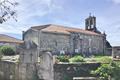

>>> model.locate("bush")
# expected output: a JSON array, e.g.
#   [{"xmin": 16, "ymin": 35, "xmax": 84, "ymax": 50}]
[
  {"xmin": 110, "ymin": 62, "xmax": 120, "ymax": 80},
  {"xmin": 91, "ymin": 64, "xmax": 112, "ymax": 80},
  {"xmin": 69, "ymin": 55, "xmax": 84, "ymax": 62},
  {"xmin": 0, "ymin": 46, "xmax": 15, "ymax": 56},
  {"xmin": 57, "ymin": 55, "xmax": 70, "ymax": 62},
  {"xmin": 91, "ymin": 62, "xmax": 120, "ymax": 80},
  {"xmin": 0, "ymin": 46, "xmax": 3, "ymax": 49}
]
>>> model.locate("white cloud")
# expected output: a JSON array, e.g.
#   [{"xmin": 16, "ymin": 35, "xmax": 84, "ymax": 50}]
[
  {"xmin": 1, "ymin": 0, "xmax": 120, "ymax": 46},
  {"xmin": 0, "ymin": 24, "xmax": 23, "ymax": 34},
  {"xmin": 0, "ymin": 0, "xmax": 63, "ymax": 34},
  {"xmin": 111, "ymin": 0, "xmax": 120, "ymax": 4},
  {"xmin": 16, "ymin": 0, "xmax": 62, "ymax": 21}
]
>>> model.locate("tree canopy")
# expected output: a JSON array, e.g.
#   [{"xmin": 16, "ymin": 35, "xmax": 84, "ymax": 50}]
[{"xmin": 0, "ymin": 0, "xmax": 18, "ymax": 23}]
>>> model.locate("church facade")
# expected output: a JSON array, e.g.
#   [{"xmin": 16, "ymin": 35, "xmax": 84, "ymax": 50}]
[{"xmin": 23, "ymin": 16, "xmax": 111, "ymax": 56}]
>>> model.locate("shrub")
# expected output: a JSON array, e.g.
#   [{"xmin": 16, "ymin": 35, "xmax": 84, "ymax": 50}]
[
  {"xmin": 0, "ymin": 46, "xmax": 15, "ymax": 56},
  {"xmin": 0, "ymin": 46, "xmax": 3, "ymax": 49},
  {"xmin": 57, "ymin": 55, "xmax": 70, "ymax": 62},
  {"xmin": 110, "ymin": 62, "xmax": 120, "ymax": 80},
  {"xmin": 69, "ymin": 55, "xmax": 84, "ymax": 62},
  {"xmin": 91, "ymin": 62, "xmax": 120, "ymax": 80},
  {"xmin": 91, "ymin": 64, "xmax": 112, "ymax": 80}
]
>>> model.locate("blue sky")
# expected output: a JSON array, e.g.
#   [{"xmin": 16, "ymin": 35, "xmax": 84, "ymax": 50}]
[{"xmin": 0, "ymin": 0, "xmax": 120, "ymax": 46}]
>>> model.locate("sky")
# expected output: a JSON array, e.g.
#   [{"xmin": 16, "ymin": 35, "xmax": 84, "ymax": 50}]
[{"xmin": 0, "ymin": 0, "xmax": 120, "ymax": 46}]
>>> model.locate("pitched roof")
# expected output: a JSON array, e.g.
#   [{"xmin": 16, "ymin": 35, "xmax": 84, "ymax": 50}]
[
  {"xmin": 0, "ymin": 34, "xmax": 23, "ymax": 44},
  {"xmin": 31, "ymin": 24, "xmax": 101, "ymax": 36}
]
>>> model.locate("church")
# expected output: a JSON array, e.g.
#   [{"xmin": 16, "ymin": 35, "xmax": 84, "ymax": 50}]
[{"xmin": 23, "ymin": 15, "xmax": 111, "ymax": 56}]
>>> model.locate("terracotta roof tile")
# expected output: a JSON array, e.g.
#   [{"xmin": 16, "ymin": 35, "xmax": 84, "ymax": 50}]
[
  {"xmin": 41, "ymin": 24, "xmax": 70, "ymax": 34},
  {"xmin": 31, "ymin": 24, "xmax": 100, "ymax": 36},
  {"xmin": 0, "ymin": 34, "xmax": 24, "ymax": 44}
]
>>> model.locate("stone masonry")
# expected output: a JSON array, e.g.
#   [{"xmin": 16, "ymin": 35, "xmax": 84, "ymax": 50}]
[{"xmin": 23, "ymin": 16, "xmax": 111, "ymax": 56}]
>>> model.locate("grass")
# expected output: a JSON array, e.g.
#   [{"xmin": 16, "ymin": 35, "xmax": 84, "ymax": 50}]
[
  {"xmin": 56, "ymin": 54, "xmax": 113, "ymax": 63},
  {"xmin": 85, "ymin": 56, "xmax": 112, "ymax": 63}
]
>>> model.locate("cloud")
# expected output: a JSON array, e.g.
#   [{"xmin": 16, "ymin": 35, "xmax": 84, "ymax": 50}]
[
  {"xmin": 0, "ymin": 0, "xmax": 63, "ymax": 34},
  {"xmin": 0, "ymin": 24, "xmax": 23, "ymax": 34},
  {"xmin": 1, "ymin": 0, "xmax": 120, "ymax": 46},
  {"xmin": 16, "ymin": 0, "xmax": 62, "ymax": 21},
  {"xmin": 112, "ymin": 0, "xmax": 120, "ymax": 4}
]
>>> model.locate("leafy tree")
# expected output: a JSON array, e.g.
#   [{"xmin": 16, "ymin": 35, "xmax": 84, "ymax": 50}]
[{"xmin": 0, "ymin": 0, "xmax": 18, "ymax": 23}]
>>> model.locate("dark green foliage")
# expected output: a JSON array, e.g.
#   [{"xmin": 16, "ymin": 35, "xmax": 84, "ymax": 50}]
[
  {"xmin": 91, "ymin": 62, "xmax": 120, "ymax": 80},
  {"xmin": 0, "ymin": 46, "xmax": 3, "ymax": 49},
  {"xmin": 69, "ymin": 55, "xmax": 85, "ymax": 62},
  {"xmin": 57, "ymin": 55, "xmax": 70, "ymax": 62},
  {"xmin": 0, "ymin": 46, "xmax": 15, "ymax": 56},
  {"xmin": 63, "ymin": 74, "xmax": 71, "ymax": 80},
  {"xmin": 110, "ymin": 62, "xmax": 120, "ymax": 80},
  {"xmin": 91, "ymin": 64, "xmax": 112, "ymax": 80}
]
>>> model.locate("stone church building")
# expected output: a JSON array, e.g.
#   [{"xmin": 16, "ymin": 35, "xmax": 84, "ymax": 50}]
[{"xmin": 23, "ymin": 15, "xmax": 111, "ymax": 56}]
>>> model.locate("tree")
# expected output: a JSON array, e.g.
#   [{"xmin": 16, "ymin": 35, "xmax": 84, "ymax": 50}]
[{"xmin": 0, "ymin": 0, "xmax": 18, "ymax": 23}]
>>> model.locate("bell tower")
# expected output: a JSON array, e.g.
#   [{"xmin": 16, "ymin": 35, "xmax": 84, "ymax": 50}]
[{"xmin": 85, "ymin": 13, "xmax": 97, "ymax": 32}]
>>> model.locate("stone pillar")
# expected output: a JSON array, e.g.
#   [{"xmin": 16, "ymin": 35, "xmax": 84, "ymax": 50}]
[
  {"xmin": 38, "ymin": 51, "xmax": 54, "ymax": 80},
  {"xmin": 19, "ymin": 40, "xmax": 38, "ymax": 80}
]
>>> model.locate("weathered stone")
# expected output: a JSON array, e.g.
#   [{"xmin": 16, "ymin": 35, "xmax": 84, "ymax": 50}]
[
  {"xmin": 112, "ymin": 46, "xmax": 120, "ymax": 59},
  {"xmin": 23, "ymin": 26, "xmax": 106, "ymax": 56},
  {"xmin": 38, "ymin": 52, "xmax": 54, "ymax": 80}
]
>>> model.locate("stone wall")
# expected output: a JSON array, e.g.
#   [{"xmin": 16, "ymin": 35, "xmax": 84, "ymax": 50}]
[
  {"xmin": 40, "ymin": 32, "xmax": 70, "ymax": 54},
  {"xmin": 0, "ymin": 61, "xmax": 39, "ymax": 80},
  {"xmin": 23, "ymin": 29, "xmax": 38, "ymax": 45},
  {"xmin": 0, "ymin": 60, "xmax": 101, "ymax": 80},
  {"xmin": 70, "ymin": 33, "xmax": 105, "ymax": 56},
  {"xmin": 0, "ymin": 61, "xmax": 53, "ymax": 80},
  {"xmin": 54, "ymin": 63, "xmax": 101, "ymax": 80},
  {"xmin": 23, "ymin": 27, "xmax": 105, "ymax": 56},
  {"xmin": 18, "ymin": 63, "xmax": 39, "ymax": 80},
  {"xmin": 0, "ymin": 61, "xmax": 19, "ymax": 80},
  {"xmin": 39, "ymin": 32, "xmax": 105, "ymax": 55},
  {"xmin": 106, "ymin": 48, "xmax": 112, "ymax": 56},
  {"xmin": 112, "ymin": 46, "xmax": 120, "ymax": 58}
]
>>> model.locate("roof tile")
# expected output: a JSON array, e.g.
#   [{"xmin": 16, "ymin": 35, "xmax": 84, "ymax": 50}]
[{"xmin": 31, "ymin": 24, "xmax": 100, "ymax": 36}]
